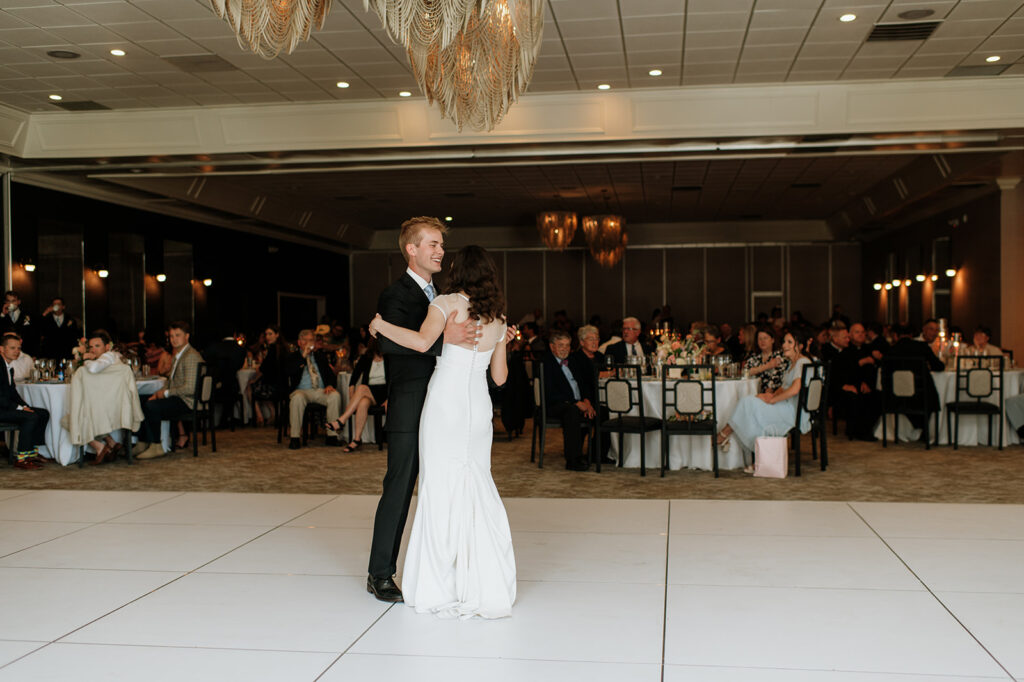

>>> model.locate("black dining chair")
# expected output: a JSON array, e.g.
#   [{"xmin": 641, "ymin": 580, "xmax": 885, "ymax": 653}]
[
  {"xmin": 879, "ymin": 357, "xmax": 939, "ymax": 449},
  {"xmin": 659, "ymin": 364, "xmax": 718, "ymax": 477},
  {"xmin": 595, "ymin": 363, "xmax": 661, "ymax": 477},
  {"xmin": 947, "ymin": 355, "xmax": 1004, "ymax": 450},
  {"xmin": 1, "ymin": 423, "xmax": 19, "ymax": 465},
  {"xmin": 790, "ymin": 361, "xmax": 829, "ymax": 476},
  {"xmin": 189, "ymin": 362, "xmax": 216, "ymax": 456}
]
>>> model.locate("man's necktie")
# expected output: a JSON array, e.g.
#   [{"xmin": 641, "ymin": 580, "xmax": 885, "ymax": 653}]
[
  {"xmin": 628, "ymin": 343, "xmax": 635, "ymax": 356},
  {"xmin": 424, "ymin": 283, "xmax": 436, "ymax": 302},
  {"xmin": 306, "ymin": 354, "xmax": 322, "ymax": 389},
  {"xmin": 8, "ymin": 367, "xmax": 13, "ymax": 385}
]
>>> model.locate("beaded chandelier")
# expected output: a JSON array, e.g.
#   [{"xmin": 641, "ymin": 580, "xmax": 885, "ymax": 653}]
[
  {"xmin": 582, "ymin": 214, "xmax": 627, "ymax": 268},
  {"xmin": 536, "ymin": 212, "xmax": 578, "ymax": 251},
  {"xmin": 210, "ymin": 0, "xmax": 332, "ymax": 59}
]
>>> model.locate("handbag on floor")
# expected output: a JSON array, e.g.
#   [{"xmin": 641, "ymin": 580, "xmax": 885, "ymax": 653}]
[{"xmin": 754, "ymin": 427, "xmax": 788, "ymax": 479}]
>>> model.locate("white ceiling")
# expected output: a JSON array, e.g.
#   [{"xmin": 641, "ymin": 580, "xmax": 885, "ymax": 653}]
[{"xmin": 0, "ymin": 0, "xmax": 1022, "ymax": 113}]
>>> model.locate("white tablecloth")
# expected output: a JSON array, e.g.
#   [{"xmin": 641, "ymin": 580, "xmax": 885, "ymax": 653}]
[
  {"xmin": 337, "ymin": 372, "xmax": 378, "ymax": 444},
  {"xmin": 873, "ymin": 370, "xmax": 1023, "ymax": 446},
  {"xmin": 609, "ymin": 377, "xmax": 758, "ymax": 471},
  {"xmin": 16, "ymin": 377, "xmax": 166, "ymax": 466}
]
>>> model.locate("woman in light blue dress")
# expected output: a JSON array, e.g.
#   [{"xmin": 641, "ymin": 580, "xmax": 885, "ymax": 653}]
[{"xmin": 718, "ymin": 329, "xmax": 812, "ymax": 468}]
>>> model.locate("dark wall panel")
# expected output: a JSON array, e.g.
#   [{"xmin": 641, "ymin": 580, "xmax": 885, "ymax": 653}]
[
  {"xmin": 546, "ymin": 250, "xmax": 583, "ymax": 327},
  {"xmin": 351, "ymin": 253, "xmax": 392, "ymax": 326},
  {"xmin": 831, "ymin": 244, "xmax": 862, "ymax": 326},
  {"xmin": 585, "ymin": 256, "xmax": 623, "ymax": 335},
  {"xmin": 788, "ymin": 245, "xmax": 829, "ymax": 324},
  {"xmin": 666, "ymin": 248, "xmax": 704, "ymax": 330},
  {"xmin": 625, "ymin": 249, "xmax": 663, "ymax": 324},
  {"xmin": 751, "ymin": 246, "xmax": 783, "ymax": 291},
  {"xmin": 706, "ymin": 247, "xmax": 746, "ymax": 327},
  {"xmin": 506, "ymin": 251, "xmax": 544, "ymax": 323}
]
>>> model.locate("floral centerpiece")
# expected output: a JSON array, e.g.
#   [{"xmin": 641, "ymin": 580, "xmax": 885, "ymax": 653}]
[{"xmin": 655, "ymin": 332, "xmax": 702, "ymax": 365}]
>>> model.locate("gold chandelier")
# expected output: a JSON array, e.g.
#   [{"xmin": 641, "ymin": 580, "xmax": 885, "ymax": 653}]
[
  {"xmin": 582, "ymin": 214, "xmax": 627, "ymax": 268},
  {"xmin": 536, "ymin": 212, "xmax": 577, "ymax": 251},
  {"xmin": 210, "ymin": 0, "xmax": 331, "ymax": 59},
  {"xmin": 368, "ymin": 0, "xmax": 544, "ymax": 132}
]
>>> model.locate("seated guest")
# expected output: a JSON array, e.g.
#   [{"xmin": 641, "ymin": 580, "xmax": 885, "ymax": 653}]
[
  {"xmin": 0, "ymin": 333, "xmax": 50, "ymax": 469},
  {"xmin": 701, "ymin": 325, "xmax": 732, "ymax": 362},
  {"xmin": 737, "ymin": 323, "xmax": 758, "ymax": 363},
  {"xmin": 70, "ymin": 330, "xmax": 138, "ymax": 464},
  {"xmin": 251, "ymin": 325, "xmax": 289, "ymax": 427},
  {"xmin": 143, "ymin": 329, "xmax": 173, "ymax": 376},
  {"xmin": 38, "ymin": 297, "xmax": 81, "ymax": 360},
  {"xmin": 915, "ymin": 318, "xmax": 942, "ymax": 358},
  {"xmin": 834, "ymin": 323, "xmax": 881, "ymax": 441},
  {"xmin": 722, "ymin": 322, "xmax": 742, "ymax": 360},
  {"xmin": 521, "ymin": 321, "xmax": 546, "ymax": 357},
  {"xmin": 3, "ymin": 333, "xmax": 34, "ymax": 381},
  {"xmin": 605, "ymin": 317, "xmax": 654, "ymax": 363},
  {"xmin": 203, "ymin": 326, "xmax": 247, "ymax": 426},
  {"xmin": 286, "ymin": 328, "xmax": 342, "ymax": 449},
  {"xmin": 1005, "ymin": 393, "xmax": 1024, "ymax": 442},
  {"xmin": 572, "ymin": 324, "xmax": 605, "ymax": 374},
  {"xmin": 866, "ymin": 323, "xmax": 890, "ymax": 356},
  {"xmin": 133, "ymin": 322, "xmax": 203, "ymax": 459},
  {"xmin": 887, "ymin": 324, "xmax": 944, "ymax": 429},
  {"xmin": 717, "ymin": 329, "xmax": 812, "ymax": 472},
  {"xmin": 743, "ymin": 327, "xmax": 790, "ymax": 393},
  {"xmin": 967, "ymin": 325, "xmax": 1002, "ymax": 356},
  {"xmin": 818, "ymin": 324, "xmax": 848, "ymax": 365},
  {"xmin": 811, "ymin": 324, "xmax": 831, "ymax": 358},
  {"xmin": 327, "ymin": 336, "xmax": 387, "ymax": 452},
  {"xmin": 542, "ymin": 330, "xmax": 609, "ymax": 470}
]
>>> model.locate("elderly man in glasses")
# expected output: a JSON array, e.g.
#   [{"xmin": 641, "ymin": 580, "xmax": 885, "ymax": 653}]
[{"xmin": 604, "ymin": 317, "xmax": 654, "ymax": 365}]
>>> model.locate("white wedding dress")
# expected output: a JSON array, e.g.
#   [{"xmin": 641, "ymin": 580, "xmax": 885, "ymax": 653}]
[{"xmin": 401, "ymin": 293, "xmax": 517, "ymax": 619}]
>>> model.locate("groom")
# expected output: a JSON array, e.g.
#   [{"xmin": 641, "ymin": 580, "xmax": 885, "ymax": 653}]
[{"xmin": 367, "ymin": 216, "xmax": 477, "ymax": 602}]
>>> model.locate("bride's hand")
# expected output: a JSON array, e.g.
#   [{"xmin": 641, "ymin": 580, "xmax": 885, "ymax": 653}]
[{"xmin": 368, "ymin": 314, "xmax": 382, "ymax": 337}]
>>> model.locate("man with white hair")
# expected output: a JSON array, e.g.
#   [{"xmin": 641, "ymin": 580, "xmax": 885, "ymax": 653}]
[{"xmin": 604, "ymin": 317, "xmax": 654, "ymax": 364}]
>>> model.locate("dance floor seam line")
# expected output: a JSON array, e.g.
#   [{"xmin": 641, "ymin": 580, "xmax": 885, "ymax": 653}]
[
  {"xmin": 660, "ymin": 499, "xmax": 671, "ymax": 681},
  {"xmin": 846, "ymin": 502, "xmax": 1017, "ymax": 680},
  {"xmin": 314, "ymin": 605, "xmax": 398, "ymax": 682}
]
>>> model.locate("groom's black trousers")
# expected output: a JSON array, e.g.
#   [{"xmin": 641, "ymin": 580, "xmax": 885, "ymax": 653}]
[{"xmin": 368, "ymin": 429, "xmax": 419, "ymax": 578}]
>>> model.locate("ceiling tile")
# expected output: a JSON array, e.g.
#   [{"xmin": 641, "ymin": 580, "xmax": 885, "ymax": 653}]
[
  {"xmin": 5, "ymin": 5, "xmax": 92, "ymax": 28},
  {"xmin": 931, "ymin": 18, "xmax": 1003, "ymax": 39},
  {"xmin": 130, "ymin": 1, "xmax": 218, "ymax": 22},
  {"xmin": 556, "ymin": 17, "xmax": 621, "ymax": 39},
  {"xmin": 107, "ymin": 21, "xmax": 182, "ymax": 42},
  {"xmin": 684, "ymin": 47, "xmax": 741, "ymax": 63},
  {"xmin": 621, "ymin": 14, "xmax": 684, "ymax": 35},
  {"xmin": 797, "ymin": 42, "xmax": 861, "ymax": 58},
  {"xmin": 684, "ymin": 29, "xmax": 745, "ymax": 49},
  {"xmin": 789, "ymin": 57, "xmax": 850, "ymax": 71},
  {"xmin": 749, "ymin": 9, "xmax": 817, "ymax": 30},
  {"xmin": 787, "ymin": 70, "xmax": 843, "ymax": 81},
  {"xmin": 878, "ymin": 1, "xmax": 955, "ymax": 23},
  {"xmin": 945, "ymin": 0, "xmax": 1023, "ymax": 21},
  {"xmin": 735, "ymin": 58, "xmax": 793, "ymax": 74},
  {"xmin": 47, "ymin": 24, "xmax": 128, "ymax": 44},
  {"xmin": 68, "ymin": 2, "xmax": 154, "ymax": 24},
  {"xmin": 743, "ymin": 28, "xmax": 808, "ymax": 45},
  {"xmin": 688, "ymin": 0, "xmax": 753, "ymax": 13},
  {"xmin": 571, "ymin": 53, "xmax": 626, "ymax": 69},
  {"xmin": 0, "ymin": 27, "xmax": 64, "ymax": 47},
  {"xmin": 740, "ymin": 44, "xmax": 799, "ymax": 60},
  {"xmin": 549, "ymin": 0, "xmax": 618, "ymax": 21},
  {"xmin": 914, "ymin": 37, "xmax": 984, "ymax": 55},
  {"xmin": 685, "ymin": 12, "xmax": 749, "ymax": 31}
]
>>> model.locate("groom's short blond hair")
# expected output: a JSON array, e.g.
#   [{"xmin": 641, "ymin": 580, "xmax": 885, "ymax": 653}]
[{"xmin": 399, "ymin": 216, "xmax": 448, "ymax": 259}]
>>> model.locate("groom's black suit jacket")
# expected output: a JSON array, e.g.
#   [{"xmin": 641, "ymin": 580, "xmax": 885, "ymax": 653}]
[{"xmin": 377, "ymin": 273, "xmax": 443, "ymax": 432}]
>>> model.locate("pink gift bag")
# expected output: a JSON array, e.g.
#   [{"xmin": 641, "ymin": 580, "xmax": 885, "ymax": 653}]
[{"xmin": 754, "ymin": 435, "xmax": 788, "ymax": 479}]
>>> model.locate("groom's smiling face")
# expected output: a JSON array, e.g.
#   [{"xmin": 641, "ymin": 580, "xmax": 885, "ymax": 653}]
[{"xmin": 408, "ymin": 226, "xmax": 445, "ymax": 276}]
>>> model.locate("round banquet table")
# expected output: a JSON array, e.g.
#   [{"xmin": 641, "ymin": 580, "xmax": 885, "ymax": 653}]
[
  {"xmin": 872, "ymin": 369, "xmax": 1023, "ymax": 446},
  {"xmin": 16, "ymin": 377, "xmax": 167, "ymax": 466},
  {"xmin": 608, "ymin": 377, "xmax": 758, "ymax": 471}
]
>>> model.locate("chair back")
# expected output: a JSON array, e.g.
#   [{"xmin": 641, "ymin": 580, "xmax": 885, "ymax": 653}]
[
  {"xmin": 795, "ymin": 361, "xmax": 827, "ymax": 428},
  {"xmin": 1003, "ymin": 348, "xmax": 1014, "ymax": 367},
  {"xmin": 954, "ymin": 355, "xmax": 1003, "ymax": 404},
  {"xmin": 660, "ymin": 364, "xmax": 715, "ymax": 421},
  {"xmin": 598, "ymin": 364, "xmax": 645, "ymax": 418},
  {"xmin": 194, "ymin": 363, "xmax": 213, "ymax": 410},
  {"xmin": 531, "ymin": 361, "xmax": 546, "ymax": 416},
  {"xmin": 880, "ymin": 356, "xmax": 931, "ymax": 413}
]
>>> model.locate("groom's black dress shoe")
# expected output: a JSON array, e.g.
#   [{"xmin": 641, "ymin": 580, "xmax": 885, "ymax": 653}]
[{"xmin": 367, "ymin": 575, "xmax": 404, "ymax": 603}]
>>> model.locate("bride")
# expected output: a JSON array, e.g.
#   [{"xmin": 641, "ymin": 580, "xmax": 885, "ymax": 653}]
[{"xmin": 369, "ymin": 245, "xmax": 516, "ymax": 619}]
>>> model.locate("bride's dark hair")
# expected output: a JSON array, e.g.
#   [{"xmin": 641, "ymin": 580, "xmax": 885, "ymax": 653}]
[{"xmin": 445, "ymin": 245, "xmax": 505, "ymax": 323}]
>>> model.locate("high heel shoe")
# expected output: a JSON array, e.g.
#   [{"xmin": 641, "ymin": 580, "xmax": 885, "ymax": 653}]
[
  {"xmin": 325, "ymin": 417, "xmax": 347, "ymax": 433},
  {"xmin": 716, "ymin": 433, "xmax": 731, "ymax": 453}
]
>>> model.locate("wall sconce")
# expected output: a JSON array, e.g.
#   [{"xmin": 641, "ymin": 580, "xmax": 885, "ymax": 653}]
[
  {"xmin": 97, "ymin": 268, "xmax": 109, "ymax": 279},
  {"xmin": 884, "ymin": 283, "xmax": 893, "ymax": 290},
  {"xmin": 915, "ymin": 274, "xmax": 925, "ymax": 282},
  {"xmin": 23, "ymin": 261, "xmax": 36, "ymax": 272},
  {"xmin": 945, "ymin": 268, "xmax": 957, "ymax": 277},
  {"xmin": 202, "ymin": 278, "xmax": 213, "ymax": 287},
  {"xmin": 930, "ymin": 274, "xmax": 938, "ymax": 282},
  {"xmin": 873, "ymin": 283, "xmax": 882, "ymax": 291},
  {"xmin": 156, "ymin": 273, "xmax": 166, "ymax": 282},
  {"xmin": 904, "ymin": 279, "xmax": 912, "ymax": 287},
  {"xmin": 891, "ymin": 279, "xmax": 901, "ymax": 287}
]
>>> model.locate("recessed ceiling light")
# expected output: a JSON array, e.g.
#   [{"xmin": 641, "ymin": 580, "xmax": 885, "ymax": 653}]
[
  {"xmin": 336, "ymin": 81, "xmax": 350, "ymax": 88},
  {"xmin": 110, "ymin": 49, "xmax": 125, "ymax": 56},
  {"xmin": 648, "ymin": 69, "xmax": 662, "ymax": 77},
  {"xmin": 839, "ymin": 13, "xmax": 857, "ymax": 22},
  {"xmin": 985, "ymin": 55, "xmax": 1001, "ymax": 62},
  {"xmin": 48, "ymin": 94, "xmax": 62, "ymax": 101},
  {"xmin": 46, "ymin": 49, "xmax": 80, "ymax": 59},
  {"xmin": 597, "ymin": 83, "xmax": 611, "ymax": 90},
  {"xmin": 399, "ymin": 90, "xmax": 412, "ymax": 97}
]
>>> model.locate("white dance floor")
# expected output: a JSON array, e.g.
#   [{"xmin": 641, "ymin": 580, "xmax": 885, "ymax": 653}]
[{"xmin": 0, "ymin": 489, "xmax": 1022, "ymax": 681}]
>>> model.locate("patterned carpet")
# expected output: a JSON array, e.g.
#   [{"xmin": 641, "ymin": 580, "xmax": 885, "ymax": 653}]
[{"xmin": 2, "ymin": 422, "xmax": 1022, "ymax": 503}]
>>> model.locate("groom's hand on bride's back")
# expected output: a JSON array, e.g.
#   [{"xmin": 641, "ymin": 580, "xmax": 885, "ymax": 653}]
[{"xmin": 443, "ymin": 316, "xmax": 481, "ymax": 345}]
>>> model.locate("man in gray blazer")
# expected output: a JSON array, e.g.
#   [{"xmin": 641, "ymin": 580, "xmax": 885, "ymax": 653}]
[{"xmin": 134, "ymin": 321, "xmax": 203, "ymax": 459}]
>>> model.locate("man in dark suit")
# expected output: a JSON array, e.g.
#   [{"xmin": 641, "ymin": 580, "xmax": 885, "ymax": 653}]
[
  {"xmin": 887, "ymin": 324, "xmax": 944, "ymax": 427},
  {"xmin": 1, "ymin": 290, "xmax": 36, "ymax": 355},
  {"xmin": 38, "ymin": 297, "xmax": 81, "ymax": 360},
  {"xmin": 366, "ymin": 216, "xmax": 477, "ymax": 604},
  {"xmin": 834, "ymin": 323, "xmax": 881, "ymax": 441},
  {"xmin": 204, "ymin": 327, "xmax": 247, "ymax": 427},
  {"xmin": 521, "ymin": 321, "xmax": 546, "ymax": 358},
  {"xmin": 604, "ymin": 317, "xmax": 655, "ymax": 364},
  {"xmin": 542, "ymin": 330, "xmax": 610, "ymax": 470},
  {"xmin": 0, "ymin": 334, "xmax": 50, "ymax": 469}
]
